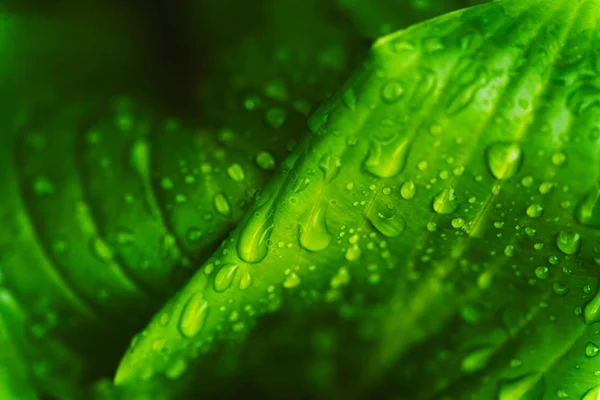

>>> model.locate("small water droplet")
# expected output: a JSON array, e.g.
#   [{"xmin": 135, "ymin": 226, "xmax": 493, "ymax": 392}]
[
  {"xmin": 461, "ymin": 346, "xmax": 495, "ymax": 373},
  {"xmin": 265, "ymin": 107, "xmax": 287, "ymax": 129},
  {"xmin": 534, "ymin": 266, "xmax": 549, "ymax": 280},
  {"xmin": 585, "ymin": 342, "xmax": 599, "ymax": 358},
  {"xmin": 213, "ymin": 194, "xmax": 231, "ymax": 217},
  {"xmin": 553, "ymin": 282, "xmax": 569, "ymax": 296},
  {"xmin": 486, "ymin": 142, "xmax": 523, "ymax": 180},
  {"xmin": 526, "ymin": 204, "xmax": 543, "ymax": 218},
  {"xmin": 345, "ymin": 244, "xmax": 361, "ymax": 261},
  {"xmin": 342, "ymin": 89, "xmax": 357, "ymax": 110},
  {"xmin": 227, "ymin": 163, "xmax": 246, "ymax": 183},
  {"xmin": 381, "ymin": 80, "xmax": 404, "ymax": 103},
  {"xmin": 256, "ymin": 151, "xmax": 276, "ymax": 170},
  {"xmin": 283, "ymin": 272, "xmax": 301, "ymax": 288},
  {"xmin": 178, "ymin": 292, "xmax": 209, "ymax": 337}
]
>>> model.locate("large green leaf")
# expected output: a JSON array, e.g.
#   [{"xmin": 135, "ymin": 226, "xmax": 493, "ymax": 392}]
[
  {"xmin": 114, "ymin": 0, "xmax": 600, "ymax": 398},
  {"xmin": 1, "ymin": 1, "xmax": 472, "ymax": 398}
]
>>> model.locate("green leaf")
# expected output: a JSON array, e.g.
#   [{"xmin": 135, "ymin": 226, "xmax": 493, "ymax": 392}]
[{"xmin": 114, "ymin": 0, "xmax": 600, "ymax": 398}]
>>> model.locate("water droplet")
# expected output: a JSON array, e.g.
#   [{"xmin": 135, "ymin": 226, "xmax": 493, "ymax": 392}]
[
  {"xmin": 497, "ymin": 373, "xmax": 544, "ymax": 400},
  {"xmin": 319, "ymin": 154, "xmax": 341, "ymax": 184},
  {"xmin": 381, "ymin": 80, "xmax": 404, "ymax": 103},
  {"xmin": 283, "ymin": 272, "xmax": 301, "ymax": 288},
  {"xmin": 227, "ymin": 163, "xmax": 245, "ymax": 183},
  {"xmin": 585, "ymin": 342, "xmax": 599, "ymax": 358},
  {"xmin": 486, "ymin": 142, "xmax": 523, "ymax": 180},
  {"xmin": 582, "ymin": 385, "xmax": 600, "ymax": 400},
  {"xmin": 342, "ymin": 89, "xmax": 357, "ymax": 111},
  {"xmin": 556, "ymin": 231, "xmax": 581, "ymax": 255},
  {"xmin": 551, "ymin": 152, "xmax": 567, "ymax": 166},
  {"xmin": 237, "ymin": 194, "xmax": 275, "ymax": 263},
  {"xmin": 33, "ymin": 176, "xmax": 55, "ymax": 196},
  {"xmin": 400, "ymin": 181, "xmax": 416, "ymax": 199},
  {"xmin": 345, "ymin": 244, "xmax": 361, "ymax": 261},
  {"xmin": 526, "ymin": 204, "xmax": 543, "ymax": 218},
  {"xmin": 178, "ymin": 292, "xmax": 209, "ymax": 337},
  {"xmin": 213, "ymin": 194, "xmax": 231, "ymax": 217},
  {"xmin": 534, "ymin": 266, "xmax": 549, "ymax": 280},
  {"xmin": 584, "ymin": 288, "xmax": 600, "ymax": 325},
  {"xmin": 265, "ymin": 107, "xmax": 287, "ymax": 128},
  {"xmin": 576, "ymin": 185, "xmax": 600, "ymax": 227},
  {"xmin": 553, "ymin": 282, "xmax": 569, "ymax": 296},
  {"xmin": 366, "ymin": 202, "xmax": 405, "ymax": 238},
  {"xmin": 213, "ymin": 264, "xmax": 239, "ymax": 292},
  {"xmin": 452, "ymin": 218, "xmax": 465, "ymax": 229},
  {"xmin": 298, "ymin": 201, "xmax": 332, "ymax": 252},
  {"xmin": 186, "ymin": 227, "xmax": 202, "ymax": 243},
  {"xmin": 256, "ymin": 151, "xmax": 276, "ymax": 170},
  {"xmin": 331, "ymin": 267, "xmax": 350, "ymax": 288},
  {"xmin": 239, "ymin": 269, "xmax": 252, "ymax": 290},
  {"xmin": 433, "ymin": 188, "xmax": 458, "ymax": 214},
  {"xmin": 461, "ymin": 346, "xmax": 495, "ymax": 373},
  {"xmin": 363, "ymin": 132, "xmax": 412, "ymax": 178}
]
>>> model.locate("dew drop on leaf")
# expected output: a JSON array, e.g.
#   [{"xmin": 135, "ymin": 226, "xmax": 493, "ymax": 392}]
[
  {"xmin": 237, "ymin": 197, "xmax": 275, "ymax": 263},
  {"xmin": 460, "ymin": 346, "xmax": 495, "ymax": 373},
  {"xmin": 256, "ymin": 151, "xmax": 276, "ymax": 170},
  {"xmin": 380, "ymin": 80, "xmax": 404, "ymax": 103},
  {"xmin": 298, "ymin": 202, "xmax": 332, "ymax": 252},
  {"xmin": 433, "ymin": 187, "xmax": 458, "ymax": 214},
  {"xmin": 486, "ymin": 142, "xmax": 523, "ymax": 180},
  {"xmin": 534, "ymin": 266, "xmax": 549, "ymax": 280},
  {"xmin": 213, "ymin": 264, "xmax": 239, "ymax": 292},
  {"xmin": 584, "ymin": 288, "xmax": 600, "ymax": 325},
  {"xmin": 363, "ymin": 132, "xmax": 412, "ymax": 178},
  {"xmin": 283, "ymin": 272, "xmax": 301, "ymax": 289},
  {"xmin": 585, "ymin": 342, "xmax": 599, "ymax": 358},
  {"xmin": 213, "ymin": 194, "xmax": 231, "ymax": 217},
  {"xmin": 178, "ymin": 291, "xmax": 209, "ymax": 338},
  {"xmin": 227, "ymin": 163, "xmax": 246, "ymax": 183},
  {"xmin": 526, "ymin": 204, "xmax": 543, "ymax": 218},
  {"xmin": 576, "ymin": 184, "xmax": 600, "ymax": 227},
  {"xmin": 400, "ymin": 181, "xmax": 416, "ymax": 199},
  {"xmin": 366, "ymin": 201, "xmax": 405, "ymax": 238},
  {"xmin": 555, "ymin": 231, "xmax": 581, "ymax": 255},
  {"xmin": 496, "ymin": 373, "xmax": 544, "ymax": 400},
  {"xmin": 581, "ymin": 385, "xmax": 600, "ymax": 400}
]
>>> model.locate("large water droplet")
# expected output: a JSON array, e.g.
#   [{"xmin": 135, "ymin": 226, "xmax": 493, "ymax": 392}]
[
  {"xmin": 585, "ymin": 342, "xmax": 599, "ymax": 358},
  {"xmin": 497, "ymin": 373, "xmax": 544, "ymax": 400},
  {"xmin": 584, "ymin": 288, "xmax": 600, "ymax": 325},
  {"xmin": 319, "ymin": 153, "xmax": 341, "ymax": 184},
  {"xmin": 555, "ymin": 231, "xmax": 581, "ymax": 255},
  {"xmin": 298, "ymin": 202, "xmax": 332, "ymax": 252},
  {"xmin": 363, "ymin": 132, "xmax": 412, "ymax": 178},
  {"xmin": 486, "ymin": 142, "xmax": 523, "ymax": 180},
  {"xmin": 237, "ymin": 196, "xmax": 275, "ymax": 264},
  {"xmin": 178, "ymin": 292, "xmax": 209, "ymax": 338},
  {"xmin": 256, "ymin": 151, "xmax": 276, "ymax": 170},
  {"xmin": 400, "ymin": 181, "xmax": 416, "ymax": 199},
  {"xmin": 213, "ymin": 264, "xmax": 239, "ymax": 292},
  {"xmin": 366, "ymin": 201, "xmax": 405, "ymax": 238},
  {"xmin": 576, "ymin": 185, "xmax": 600, "ymax": 227},
  {"xmin": 433, "ymin": 188, "xmax": 458, "ymax": 214},
  {"xmin": 582, "ymin": 385, "xmax": 600, "ymax": 400}
]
